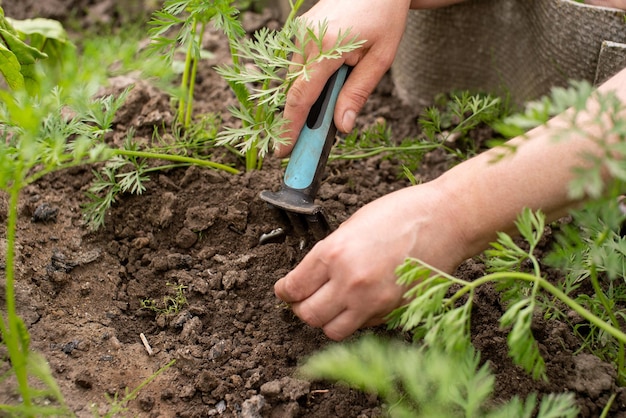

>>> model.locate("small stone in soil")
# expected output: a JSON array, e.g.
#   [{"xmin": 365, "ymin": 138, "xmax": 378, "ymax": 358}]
[
  {"xmin": 31, "ymin": 202, "xmax": 59, "ymax": 223},
  {"xmin": 61, "ymin": 340, "xmax": 80, "ymax": 355}
]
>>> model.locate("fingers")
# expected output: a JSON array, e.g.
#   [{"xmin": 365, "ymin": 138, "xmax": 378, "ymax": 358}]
[
  {"xmin": 274, "ymin": 241, "xmax": 331, "ymax": 303},
  {"xmin": 334, "ymin": 55, "xmax": 391, "ymax": 133},
  {"xmin": 289, "ymin": 281, "xmax": 346, "ymax": 328},
  {"xmin": 275, "ymin": 54, "xmax": 392, "ymax": 158},
  {"xmin": 275, "ymin": 61, "xmax": 343, "ymax": 158}
]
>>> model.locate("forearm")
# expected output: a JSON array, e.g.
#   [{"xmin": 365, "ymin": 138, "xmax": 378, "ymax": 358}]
[
  {"xmin": 435, "ymin": 67, "xmax": 626, "ymax": 259},
  {"xmin": 410, "ymin": 0, "xmax": 466, "ymax": 9}
]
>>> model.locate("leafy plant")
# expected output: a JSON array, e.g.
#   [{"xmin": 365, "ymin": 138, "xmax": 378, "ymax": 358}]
[
  {"xmin": 419, "ymin": 91, "xmax": 507, "ymax": 159},
  {"xmin": 545, "ymin": 198, "xmax": 626, "ymax": 382},
  {"xmin": 140, "ymin": 283, "xmax": 188, "ymax": 316},
  {"xmin": 147, "ymin": 0, "xmax": 365, "ymax": 170},
  {"xmin": 92, "ymin": 360, "xmax": 175, "ymax": 418},
  {"xmin": 215, "ymin": 16, "xmax": 364, "ymax": 170},
  {"xmin": 148, "ymin": 0, "xmax": 246, "ymax": 128},
  {"xmin": 301, "ymin": 335, "xmax": 579, "ymax": 418},
  {"xmin": 0, "ymin": 7, "xmax": 72, "ymax": 93},
  {"xmin": 331, "ymin": 120, "xmax": 440, "ymax": 173},
  {"xmin": 82, "ymin": 125, "xmax": 238, "ymax": 231},
  {"xmin": 388, "ymin": 208, "xmax": 626, "ymax": 379}
]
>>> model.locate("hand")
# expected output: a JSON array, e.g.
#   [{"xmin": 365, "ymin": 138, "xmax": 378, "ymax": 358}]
[
  {"xmin": 275, "ymin": 0, "xmax": 412, "ymax": 157},
  {"xmin": 585, "ymin": 0, "xmax": 626, "ymax": 9},
  {"xmin": 274, "ymin": 181, "xmax": 467, "ymax": 341}
]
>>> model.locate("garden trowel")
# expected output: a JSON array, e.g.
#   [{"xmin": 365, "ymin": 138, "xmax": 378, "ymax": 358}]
[{"xmin": 260, "ymin": 64, "xmax": 350, "ymax": 242}]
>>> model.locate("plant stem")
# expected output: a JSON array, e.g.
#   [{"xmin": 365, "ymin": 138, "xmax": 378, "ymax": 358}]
[
  {"xmin": 179, "ymin": 17, "xmax": 196, "ymax": 126},
  {"xmin": 113, "ymin": 149, "xmax": 239, "ymax": 174},
  {"xmin": 589, "ymin": 264, "xmax": 625, "ymax": 382},
  {"xmin": 24, "ymin": 149, "xmax": 239, "ymax": 185},
  {"xmin": 330, "ymin": 143, "xmax": 441, "ymax": 161},
  {"xmin": 285, "ymin": 0, "xmax": 306, "ymax": 24},
  {"xmin": 445, "ymin": 271, "xmax": 626, "ymax": 344},
  {"xmin": 246, "ymin": 79, "xmax": 273, "ymax": 171},
  {"xmin": 184, "ymin": 21, "xmax": 206, "ymax": 128},
  {"xmin": 0, "ymin": 180, "xmax": 32, "ymax": 409}
]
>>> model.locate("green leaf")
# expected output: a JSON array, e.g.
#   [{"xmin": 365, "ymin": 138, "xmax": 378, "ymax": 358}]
[
  {"xmin": 500, "ymin": 298, "xmax": 546, "ymax": 380},
  {"xmin": 0, "ymin": 27, "xmax": 46, "ymax": 93},
  {"xmin": 0, "ymin": 27, "xmax": 47, "ymax": 63},
  {"xmin": 0, "ymin": 41, "xmax": 24, "ymax": 89},
  {"xmin": 7, "ymin": 17, "xmax": 68, "ymax": 42}
]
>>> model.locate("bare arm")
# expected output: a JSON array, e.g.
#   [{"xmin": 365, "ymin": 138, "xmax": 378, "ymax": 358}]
[
  {"xmin": 446, "ymin": 68, "xmax": 625, "ymax": 258},
  {"xmin": 275, "ymin": 67, "xmax": 626, "ymax": 341}
]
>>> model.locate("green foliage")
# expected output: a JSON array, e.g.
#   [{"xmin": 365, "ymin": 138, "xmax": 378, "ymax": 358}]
[
  {"xmin": 331, "ymin": 121, "xmax": 440, "ymax": 173},
  {"xmin": 140, "ymin": 283, "xmax": 188, "ymax": 316},
  {"xmin": 545, "ymin": 197, "xmax": 626, "ymax": 382},
  {"xmin": 388, "ymin": 206, "xmax": 626, "ymax": 382},
  {"xmin": 0, "ymin": 7, "xmax": 72, "ymax": 94},
  {"xmin": 92, "ymin": 360, "xmax": 175, "ymax": 418},
  {"xmin": 148, "ymin": 0, "xmax": 245, "ymax": 128},
  {"xmin": 215, "ymin": 17, "xmax": 365, "ymax": 170},
  {"xmin": 420, "ymin": 91, "xmax": 507, "ymax": 159},
  {"xmin": 301, "ymin": 335, "xmax": 578, "ymax": 418}
]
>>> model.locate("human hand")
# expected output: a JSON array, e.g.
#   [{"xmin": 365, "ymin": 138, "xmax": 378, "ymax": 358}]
[
  {"xmin": 585, "ymin": 0, "xmax": 626, "ymax": 9},
  {"xmin": 275, "ymin": 0, "xmax": 412, "ymax": 157},
  {"xmin": 274, "ymin": 181, "xmax": 467, "ymax": 341}
]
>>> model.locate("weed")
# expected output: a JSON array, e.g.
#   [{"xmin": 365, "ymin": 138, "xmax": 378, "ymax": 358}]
[
  {"xmin": 87, "ymin": 359, "xmax": 175, "ymax": 417},
  {"xmin": 141, "ymin": 283, "xmax": 188, "ymax": 316}
]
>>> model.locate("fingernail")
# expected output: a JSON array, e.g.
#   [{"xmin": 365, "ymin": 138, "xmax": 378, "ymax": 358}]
[{"xmin": 341, "ymin": 110, "xmax": 356, "ymax": 132}]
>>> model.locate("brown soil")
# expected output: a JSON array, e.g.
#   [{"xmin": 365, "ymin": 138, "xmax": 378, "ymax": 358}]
[{"xmin": 2, "ymin": 1, "xmax": 626, "ymax": 417}]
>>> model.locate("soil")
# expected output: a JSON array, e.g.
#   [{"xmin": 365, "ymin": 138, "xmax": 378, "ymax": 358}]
[{"xmin": 2, "ymin": 1, "xmax": 626, "ymax": 417}]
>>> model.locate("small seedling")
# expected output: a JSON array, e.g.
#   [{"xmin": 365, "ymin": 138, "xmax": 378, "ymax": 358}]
[
  {"xmin": 140, "ymin": 283, "xmax": 188, "ymax": 316},
  {"xmin": 92, "ymin": 359, "xmax": 175, "ymax": 418}
]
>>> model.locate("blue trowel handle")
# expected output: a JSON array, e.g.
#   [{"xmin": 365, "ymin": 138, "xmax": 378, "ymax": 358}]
[{"xmin": 283, "ymin": 65, "xmax": 350, "ymax": 199}]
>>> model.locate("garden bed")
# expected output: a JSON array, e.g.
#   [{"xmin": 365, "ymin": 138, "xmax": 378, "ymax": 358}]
[{"xmin": 1, "ymin": 1, "xmax": 626, "ymax": 417}]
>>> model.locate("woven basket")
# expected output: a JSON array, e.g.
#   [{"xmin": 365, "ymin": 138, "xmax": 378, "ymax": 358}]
[
  {"xmin": 270, "ymin": 0, "xmax": 626, "ymax": 107},
  {"xmin": 392, "ymin": 0, "xmax": 626, "ymax": 107}
]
